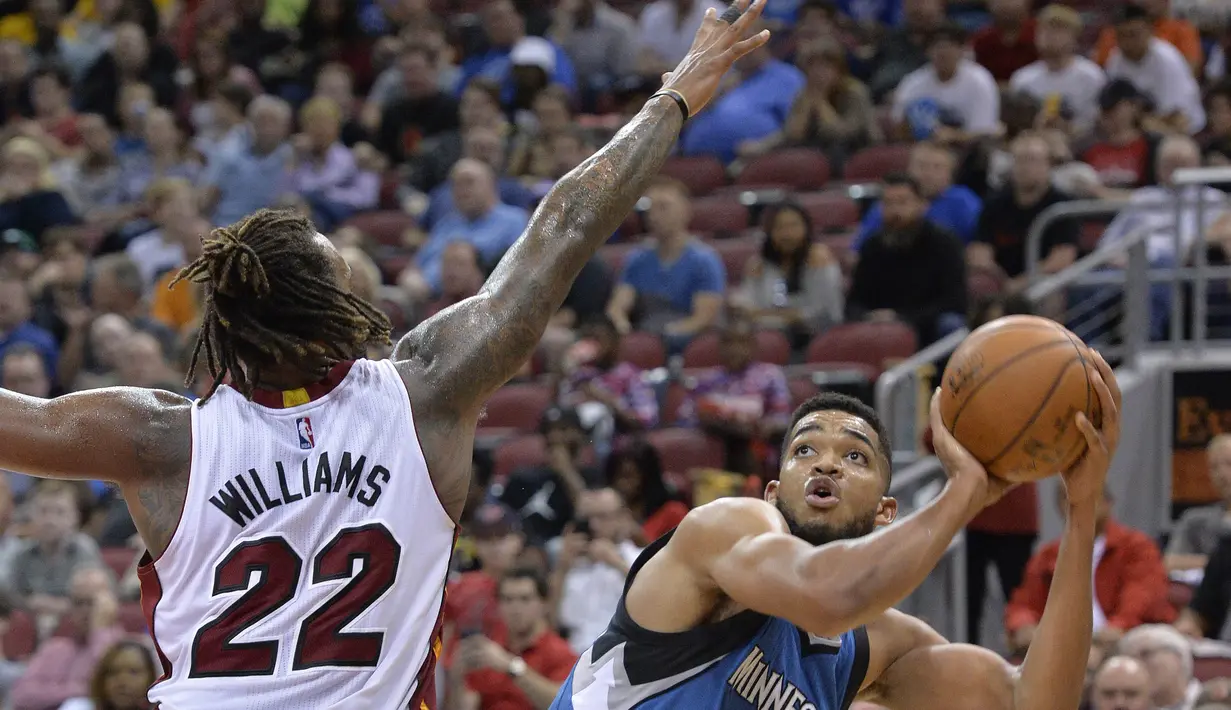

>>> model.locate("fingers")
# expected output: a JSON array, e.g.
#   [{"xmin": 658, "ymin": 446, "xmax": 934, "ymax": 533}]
[
  {"xmin": 729, "ymin": 28, "xmax": 771, "ymax": 58},
  {"xmin": 1087, "ymin": 346, "xmax": 1122, "ymax": 411},
  {"xmin": 1074, "ymin": 412, "xmax": 1106, "ymax": 455},
  {"xmin": 718, "ymin": 0, "xmax": 752, "ymax": 24},
  {"xmin": 729, "ymin": 0, "xmax": 765, "ymax": 35},
  {"xmin": 661, "ymin": 71, "xmax": 672, "ymax": 85}
]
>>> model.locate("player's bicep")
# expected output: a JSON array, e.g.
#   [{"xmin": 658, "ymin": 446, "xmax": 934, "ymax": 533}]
[
  {"xmin": 0, "ymin": 386, "xmax": 186, "ymax": 484},
  {"xmin": 871, "ymin": 642, "xmax": 1016, "ymax": 710}
]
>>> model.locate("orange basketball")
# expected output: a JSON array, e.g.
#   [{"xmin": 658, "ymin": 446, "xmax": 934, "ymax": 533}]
[{"xmin": 937, "ymin": 315, "xmax": 1101, "ymax": 482}]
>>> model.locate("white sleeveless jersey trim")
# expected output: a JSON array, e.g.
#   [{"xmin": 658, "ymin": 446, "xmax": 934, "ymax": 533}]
[{"xmin": 139, "ymin": 359, "xmax": 455, "ymax": 710}]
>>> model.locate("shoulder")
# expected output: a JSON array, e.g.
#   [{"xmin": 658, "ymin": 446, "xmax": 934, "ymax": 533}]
[
  {"xmin": 671, "ymin": 497, "xmax": 786, "ymax": 555},
  {"xmin": 945, "ymin": 185, "xmax": 983, "ymax": 208},
  {"xmin": 1074, "ymin": 56, "xmax": 1108, "ymax": 79},
  {"xmin": 688, "ymin": 241, "xmax": 724, "ymax": 265},
  {"xmin": 964, "ymin": 60, "xmax": 999, "ymax": 88},
  {"xmin": 895, "ymin": 67, "xmax": 931, "ymax": 94},
  {"xmin": 1008, "ymin": 61, "xmax": 1041, "ymax": 86}
]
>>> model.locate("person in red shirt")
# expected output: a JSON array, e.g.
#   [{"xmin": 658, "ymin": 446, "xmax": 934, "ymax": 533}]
[
  {"xmin": 971, "ymin": 0, "xmax": 1038, "ymax": 83},
  {"xmin": 1005, "ymin": 486, "xmax": 1175, "ymax": 655},
  {"xmin": 454, "ymin": 567, "xmax": 578, "ymax": 710}
]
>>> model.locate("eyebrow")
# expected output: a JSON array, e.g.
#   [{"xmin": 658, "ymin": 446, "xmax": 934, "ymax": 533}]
[{"xmin": 790, "ymin": 423, "xmax": 876, "ymax": 450}]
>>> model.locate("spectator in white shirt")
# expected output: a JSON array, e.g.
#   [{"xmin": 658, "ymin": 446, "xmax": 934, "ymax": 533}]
[
  {"xmin": 552, "ymin": 488, "xmax": 642, "ymax": 654},
  {"xmin": 892, "ymin": 23, "xmax": 1000, "ymax": 144},
  {"xmin": 1105, "ymin": 3, "xmax": 1205, "ymax": 135},
  {"xmin": 636, "ymin": 0, "xmax": 724, "ymax": 75},
  {"xmin": 1009, "ymin": 4, "xmax": 1106, "ymax": 132}
]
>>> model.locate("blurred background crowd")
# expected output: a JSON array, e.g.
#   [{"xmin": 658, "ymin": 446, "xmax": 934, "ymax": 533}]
[{"xmin": 0, "ymin": 0, "xmax": 1229, "ymax": 707}]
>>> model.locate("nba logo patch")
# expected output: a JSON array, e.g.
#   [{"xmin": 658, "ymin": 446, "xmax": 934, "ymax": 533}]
[{"xmin": 296, "ymin": 417, "xmax": 315, "ymax": 450}]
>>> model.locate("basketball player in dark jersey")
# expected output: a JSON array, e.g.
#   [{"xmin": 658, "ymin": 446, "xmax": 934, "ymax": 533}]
[{"xmin": 551, "ymin": 354, "xmax": 1120, "ymax": 710}]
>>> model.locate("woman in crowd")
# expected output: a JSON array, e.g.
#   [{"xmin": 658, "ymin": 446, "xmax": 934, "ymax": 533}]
[
  {"xmin": 60, "ymin": 640, "xmax": 157, "ymax": 710},
  {"xmin": 606, "ymin": 440, "xmax": 688, "ymax": 545}
]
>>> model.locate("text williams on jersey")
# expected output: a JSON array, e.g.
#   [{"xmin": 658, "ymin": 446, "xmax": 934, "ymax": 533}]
[{"xmin": 209, "ymin": 451, "xmax": 389, "ymax": 527}]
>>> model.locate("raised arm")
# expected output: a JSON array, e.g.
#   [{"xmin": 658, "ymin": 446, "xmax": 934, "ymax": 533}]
[
  {"xmin": 393, "ymin": 0, "xmax": 770, "ymax": 417},
  {"xmin": 861, "ymin": 351, "xmax": 1122, "ymax": 710}
]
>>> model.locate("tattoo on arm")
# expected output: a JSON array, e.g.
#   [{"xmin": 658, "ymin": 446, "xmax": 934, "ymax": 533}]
[
  {"xmin": 397, "ymin": 98, "xmax": 684, "ymax": 412},
  {"xmin": 131, "ymin": 402, "xmax": 193, "ymax": 556}
]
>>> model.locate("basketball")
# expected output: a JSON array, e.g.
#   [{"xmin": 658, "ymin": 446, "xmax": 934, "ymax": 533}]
[{"xmin": 937, "ymin": 315, "xmax": 1101, "ymax": 483}]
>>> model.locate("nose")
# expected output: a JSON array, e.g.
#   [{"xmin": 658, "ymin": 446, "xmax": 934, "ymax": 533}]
[{"xmin": 811, "ymin": 449, "xmax": 842, "ymax": 475}]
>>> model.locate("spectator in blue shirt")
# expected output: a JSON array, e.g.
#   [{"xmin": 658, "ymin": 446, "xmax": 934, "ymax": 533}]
[
  {"xmin": 457, "ymin": 0, "xmax": 577, "ymax": 105},
  {"xmin": 680, "ymin": 30, "xmax": 805, "ymax": 163},
  {"xmin": 0, "ymin": 277, "xmax": 58, "ymax": 381},
  {"xmin": 200, "ymin": 96, "xmax": 293, "ymax": 228},
  {"xmin": 853, "ymin": 140, "xmax": 982, "ymax": 251},
  {"xmin": 606, "ymin": 177, "xmax": 725, "ymax": 350},
  {"xmin": 412, "ymin": 158, "xmax": 528, "ymax": 296},
  {"xmin": 421, "ymin": 126, "xmax": 536, "ymax": 230}
]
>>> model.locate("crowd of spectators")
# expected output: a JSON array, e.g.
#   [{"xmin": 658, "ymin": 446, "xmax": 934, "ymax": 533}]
[{"xmin": 0, "ymin": 0, "xmax": 1230, "ymax": 708}]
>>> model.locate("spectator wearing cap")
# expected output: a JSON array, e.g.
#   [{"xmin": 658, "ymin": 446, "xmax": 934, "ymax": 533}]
[
  {"xmin": 605, "ymin": 177, "xmax": 725, "ymax": 345},
  {"xmin": 891, "ymin": 23, "xmax": 1000, "ymax": 144},
  {"xmin": 1009, "ymin": 5, "xmax": 1107, "ymax": 133},
  {"xmin": 498, "ymin": 407, "xmax": 598, "ymax": 544},
  {"xmin": 1105, "ymin": 3, "xmax": 1205, "ymax": 135},
  {"xmin": 854, "ymin": 141, "xmax": 982, "ymax": 250},
  {"xmin": 0, "ymin": 273, "xmax": 57, "ymax": 380},
  {"xmin": 453, "ymin": 568, "xmax": 577, "ymax": 710},
  {"xmin": 458, "ymin": 0, "xmax": 577, "ymax": 105},
  {"xmin": 507, "ymin": 37, "xmax": 561, "ymax": 122},
  {"xmin": 1078, "ymin": 79, "xmax": 1162, "ymax": 195},
  {"xmin": 375, "ymin": 42, "xmax": 460, "ymax": 166},
  {"xmin": 676, "ymin": 319, "xmax": 792, "ymax": 473},
  {"xmin": 679, "ymin": 18, "xmax": 804, "ymax": 164},
  {"xmin": 635, "ymin": 0, "xmax": 725, "ymax": 76},
  {"xmin": 554, "ymin": 487, "xmax": 642, "ymax": 654},
  {"xmin": 443, "ymin": 502, "xmax": 526, "ymax": 674},
  {"xmin": 200, "ymin": 95, "xmax": 293, "ymax": 228},
  {"xmin": 971, "ymin": 0, "xmax": 1038, "ymax": 83},
  {"xmin": 1094, "ymin": 0, "xmax": 1203, "ymax": 74}
]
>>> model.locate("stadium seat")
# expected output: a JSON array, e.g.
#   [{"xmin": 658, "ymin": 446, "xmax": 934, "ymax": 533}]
[
  {"xmin": 713, "ymin": 237, "xmax": 760, "ymax": 284},
  {"xmin": 680, "ymin": 329, "xmax": 791, "ymax": 368},
  {"xmin": 617, "ymin": 331, "xmax": 667, "ymax": 369},
  {"xmin": 1195, "ymin": 656, "xmax": 1231, "ymax": 682},
  {"xmin": 805, "ymin": 321, "xmax": 918, "ymax": 376},
  {"xmin": 374, "ymin": 249, "xmax": 414, "ymax": 284},
  {"xmin": 787, "ymin": 376, "xmax": 819, "ymax": 408},
  {"xmin": 480, "ymin": 383, "xmax": 554, "ymax": 434},
  {"xmin": 661, "ymin": 155, "xmax": 728, "ymax": 196},
  {"xmin": 689, "ymin": 197, "xmax": 750, "ymax": 237},
  {"xmin": 968, "ymin": 265, "xmax": 1005, "ymax": 300},
  {"xmin": 736, "ymin": 149, "xmax": 831, "ymax": 191},
  {"xmin": 662, "ymin": 381, "xmax": 690, "ymax": 425},
  {"xmin": 681, "ymin": 331, "xmax": 721, "ymax": 369},
  {"xmin": 645, "ymin": 428, "xmax": 726, "ymax": 475},
  {"xmin": 493, "ymin": 435, "xmax": 547, "ymax": 478},
  {"xmin": 342, "ymin": 210, "xmax": 417, "ymax": 248},
  {"xmin": 754, "ymin": 329, "xmax": 792, "ymax": 366},
  {"xmin": 102, "ymin": 546, "xmax": 137, "ymax": 581},
  {"xmin": 3, "ymin": 610, "xmax": 36, "ymax": 660},
  {"xmin": 795, "ymin": 191, "xmax": 860, "ymax": 232},
  {"xmin": 842, "ymin": 145, "xmax": 913, "ymax": 183}
]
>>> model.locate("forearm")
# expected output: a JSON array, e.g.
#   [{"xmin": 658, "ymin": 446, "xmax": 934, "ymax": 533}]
[
  {"xmin": 513, "ymin": 667, "xmax": 565, "ymax": 708},
  {"xmin": 1013, "ymin": 503, "xmax": 1096, "ymax": 710}
]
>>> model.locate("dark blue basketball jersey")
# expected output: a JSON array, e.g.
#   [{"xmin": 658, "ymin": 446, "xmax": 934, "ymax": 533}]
[{"xmin": 549, "ymin": 532, "xmax": 869, "ymax": 710}]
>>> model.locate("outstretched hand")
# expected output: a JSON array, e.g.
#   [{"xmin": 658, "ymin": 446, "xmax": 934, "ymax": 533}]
[
  {"xmin": 659, "ymin": 0, "xmax": 771, "ymax": 115},
  {"xmin": 1062, "ymin": 348, "xmax": 1122, "ymax": 509}
]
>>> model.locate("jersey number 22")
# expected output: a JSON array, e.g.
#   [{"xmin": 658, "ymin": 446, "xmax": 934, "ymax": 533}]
[{"xmin": 189, "ymin": 522, "xmax": 401, "ymax": 677}]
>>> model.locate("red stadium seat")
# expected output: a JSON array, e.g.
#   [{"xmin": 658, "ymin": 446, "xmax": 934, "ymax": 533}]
[
  {"xmin": 645, "ymin": 428, "xmax": 726, "ymax": 475},
  {"xmin": 787, "ymin": 376, "xmax": 819, "ymax": 408},
  {"xmin": 968, "ymin": 265, "xmax": 1005, "ymax": 300},
  {"xmin": 480, "ymin": 383, "xmax": 553, "ymax": 434},
  {"xmin": 342, "ymin": 210, "xmax": 417, "ymax": 248},
  {"xmin": 795, "ymin": 191, "xmax": 860, "ymax": 232},
  {"xmin": 1195, "ymin": 656, "xmax": 1231, "ymax": 682},
  {"xmin": 102, "ymin": 546, "xmax": 137, "ymax": 581},
  {"xmin": 681, "ymin": 331, "xmax": 721, "ymax": 369},
  {"xmin": 843, "ymin": 145, "xmax": 913, "ymax": 183},
  {"xmin": 619, "ymin": 210, "xmax": 643, "ymax": 239},
  {"xmin": 754, "ymin": 329, "xmax": 792, "ymax": 366},
  {"xmin": 617, "ymin": 331, "xmax": 667, "ymax": 370},
  {"xmin": 806, "ymin": 322, "xmax": 918, "ymax": 376},
  {"xmin": 493, "ymin": 435, "xmax": 547, "ymax": 478},
  {"xmin": 689, "ymin": 197, "xmax": 749, "ymax": 237},
  {"xmin": 1168, "ymin": 580, "xmax": 1195, "ymax": 609},
  {"xmin": 737, "ymin": 149, "xmax": 831, "ymax": 191},
  {"xmin": 713, "ymin": 237, "xmax": 760, "ymax": 284},
  {"xmin": 662, "ymin": 381, "xmax": 690, "ymax": 425},
  {"xmin": 660, "ymin": 155, "xmax": 729, "ymax": 196}
]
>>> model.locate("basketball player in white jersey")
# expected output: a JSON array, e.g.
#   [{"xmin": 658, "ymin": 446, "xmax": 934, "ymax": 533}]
[{"xmin": 0, "ymin": 3, "xmax": 771, "ymax": 708}]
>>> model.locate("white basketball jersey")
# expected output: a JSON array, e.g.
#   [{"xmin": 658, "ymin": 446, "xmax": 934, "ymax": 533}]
[{"xmin": 137, "ymin": 359, "xmax": 455, "ymax": 710}]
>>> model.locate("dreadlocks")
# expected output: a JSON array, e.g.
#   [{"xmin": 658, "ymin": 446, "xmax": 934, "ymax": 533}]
[{"xmin": 172, "ymin": 209, "xmax": 392, "ymax": 401}]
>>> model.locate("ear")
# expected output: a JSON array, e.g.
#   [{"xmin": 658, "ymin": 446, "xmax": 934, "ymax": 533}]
[
  {"xmin": 875, "ymin": 497, "xmax": 898, "ymax": 527},
  {"xmin": 764, "ymin": 479, "xmax": 780, "ymax": 504}
]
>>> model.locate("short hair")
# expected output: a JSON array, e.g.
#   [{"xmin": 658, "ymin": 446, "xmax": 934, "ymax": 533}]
[
  {"xmin": 0, "ymin": 342, "xmax": 44, "ymax": 367},
  {"xmin": 216, "ymin": 81, "xmax": 255, "ymax": 114},
  {"xmin": 1116, "ymin": 2, "xmax": 1151, "ymax": 24},
  {"xmin": 299, "ymin": 96, "xmax": 342, "ymax": 125},
  {"xmin": 798, "ymin": 0, "xmax": 837, "ymax": 20},
  {"xmin": 144, "ymin": 176, "xmax": 192, "ymax": 209},
  {"xmin": 400, "ymin": 40, "xmax": 436, "ymax": 64},
  {"xmin": 1209, "ymin": 433, "xmax": 1231, "ymax": 452},
  {"xmin": 248, "ymin": 94, "xmax": 291, "ymax": 123},
  {"xmin": 32, "ymin": 479, "xmax": 80, "ymax": 504},
  {"xmin": 462, "ymin": 77, "xmax": 503, "ymax": 107},
  {"xmin": 94, "ymin": 253, "xmax": 143, "ymax": 297},
  {"xmin": 881, "ymin": 171, "xmax": 922, "ymax": 196},
  {"xmin": 928, "ymin": 22, "xmax": 967, "ymax": 47},
  {"xmin": 580, "ymin": 313, "xmax": 618, "ymax": 338},
  {"xmin": 646, "ymin": 175, "xmax": 691, "ymax": 200},
  {"xmin": 500, "ymin": 566, "xmax": 548, "ymax": 599},
  {"xmin": 1119, "ymin": 625, "xmax": 1193, "ymax": 680},
  {"xmin": 534, "ymin": 84, "xmax": 573, "ymax": 110},
  {"xmin": 30, "ymin": 64, "xmax": 71, "ymax": 90},
  {"xmin": 783, "ymin": 393, "xmax": 894, "ymax": 488}
]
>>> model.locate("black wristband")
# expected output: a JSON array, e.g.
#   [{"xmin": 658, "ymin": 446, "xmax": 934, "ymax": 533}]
[{"xmin": 651, "ymin": 89, "xmax": 691, "ymax": 122}]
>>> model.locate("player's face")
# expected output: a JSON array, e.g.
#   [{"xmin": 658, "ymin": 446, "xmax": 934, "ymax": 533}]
[
  {"xmin": 767, "ymin": 411, "xmax": 896, "ymax": 546},
  {"xmin": 103, "ymin": 647, "xmax": 153, "ymax": 708}
]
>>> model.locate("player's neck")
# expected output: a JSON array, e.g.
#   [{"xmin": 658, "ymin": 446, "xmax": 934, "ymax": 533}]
[{"xmin": 255, "ymin": 361, "xmax": 339, "ymax": 392}]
